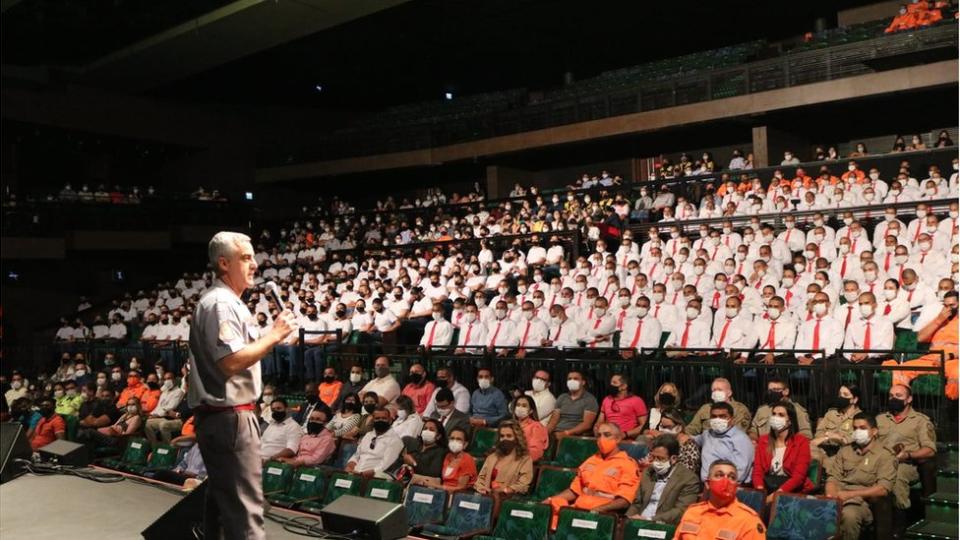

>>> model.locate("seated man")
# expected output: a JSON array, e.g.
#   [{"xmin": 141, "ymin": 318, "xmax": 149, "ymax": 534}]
[
  {"xmin": 30, "ymin": 398, "xmax": 66, "ymax": 450},
  {"xmin": 544, "ymin": 422, "xmax": 640, "ymax": 529},
  {"xmin": 144, "ymin": 371, "xmax": 186, "ymax": 445},
  {"xmin": 686, "ymin": 378, "xmax": 752, "ymax": 436},
  {"xmin": 825, "ymin": 413, "xmax": 897, "ymax": 540},
  {"xmin": 674, "ymin": 459, "xmax": 765, "ymax": 539},
  {"xmin": 468, "ymin": 367, "xmax": 508, "ymax": 428},
  {"xmin": 149, "ymin": 442, "xmax": 207, "ymax": 487},
  {"xmin": 546, "ymin": 370, "xmax": 599, "ymax": 438},
  {"xmin": 749, "ymin": 377, "xmax": 812, "ymax": 440},
  {"xmin": 876, "ymin": 384, "xmax": 936, "ymax": 513},
  {"xmin": 346, "ymin": 407, "xmax": 404, "ymax": 479},
  {"xmin": 419, "ymin": 303, "xmax": 454, "ymax": 350},
  {"xmin": 626, "ymin": 435, "xmax": 701, "ymax": 524},
  {"xmin": 692, "ymin": 402, "xmax": 754, "ymax": 484},
  {"xmin": 884, "ymin": 290, "xmax": 958, "ymax": 399},
  {"xmin": 116, "ymin": 370, "xmax": 146, "ymax": 411},
  {"xmin": 260, "ymin": 397, "xmax": 302, "ymax": 463},
  {"xmin": 278, "ymin": 407, "xmax": 336, "ymax": 467}
]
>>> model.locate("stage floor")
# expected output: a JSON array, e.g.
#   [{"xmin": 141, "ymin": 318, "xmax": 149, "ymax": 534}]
[{"xmin": 0, "ymin": 473, "xmax": 314, "ymax": 539}]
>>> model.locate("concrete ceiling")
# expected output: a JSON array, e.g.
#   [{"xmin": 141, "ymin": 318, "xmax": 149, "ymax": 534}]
[{"xmin": 74, "ymin": 0, "xmax": 410, "ymax": 93}]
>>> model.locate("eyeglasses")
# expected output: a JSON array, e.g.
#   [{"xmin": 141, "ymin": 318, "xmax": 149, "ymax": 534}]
[{"xmin": 370, "ymin": 436, "xmax": 378, "ymax": 450}]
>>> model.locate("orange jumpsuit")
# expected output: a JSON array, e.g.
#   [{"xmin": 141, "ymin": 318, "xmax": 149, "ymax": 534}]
[
  {"xmin": 547, "ymin": 449, "xmax": 640, "ymax": 529},
  {"xmin": 116, "ymin": 382, "xmax": 146, "ymax": 410},
  {"xmin": 140, "ymin": 388, "xmax": 161, "ymax": 413},
  {"xmin": 883, "ymin": 314, "xmax": 958, "ymax": 399},
  {"xmin": 674, "ymin": 500, "xmax": 766, "ymax": 539}
]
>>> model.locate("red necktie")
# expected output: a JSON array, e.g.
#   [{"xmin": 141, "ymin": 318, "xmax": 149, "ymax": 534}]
[
  {"xmin": 913, "ymin": 223, "xmax": 922, "ymax": 242},
  {"xmin": 840, "ymin": 256, "xmax": 848, "ymax": 278},
  {"xmin": 629, "ymin": 320, "xmax": 644, "ymax": 349},
  {"xmin": 589, "ymin": 318, "xmax": 602, "ymax": 348},
  {"xmin": 883, "ymin": 303, "xmax": 892, "ymax": 316},
  {"xmin": 884, "ymin": 252, "xmax": 892, "ymax": 272},
  {"xmin": 489, "ymin": 322, "xmax": 502, "ymax": 348},
  {"xmin": 553, "ymin": 322, "xmax": 564, "ymax": 341},
  {"xmin": 649, "ymin": 263, "xmax": 658, "ymax": 279},
  {"xmin": 519, "ymin": 322, "xmax": 531, "ymax": 347},
  {"xmin": 764, "ymin": 322, "xmax": 777, "ymax": 349},
  {"xmin": 680, "ymin": 321, "xmax": 692, "ymax": 347},
  {"xmin": 654, "ymin": 305, "xmax": 661, "ymax": 318},
  {"xmin": 863, "ymin": 321, "xmax": 872, "ymax": 350},
  {"xmin": 845, "ymin": 306, "xmax": 854, "ymax": 329},
  {"xmin": 712, "ymin": 292, "xmax": 721, "ymax": 309},
  {"xmin": 463, "ymin": 323, "xmax": 473, "ymax": 345},
  {"xmin": 812, "ymin": 318, "xmax": 821, "ymax": 350},
  {"xmin": 785, "ymin": 230, "xmax": 792, "ymax": 243},
  {"xmin": 426, "ymin": 322, "xmax": 437, "ymax": 347},
  {"xmin": 712, "ymin": 247, "xmax": 718, "ymax": 260},
  {"xmin": 920, "ymin": 252, "xmax": 927, "ymax": 264},
  {"xmin": 717, "ymin": 319, "xmax": 732, "ymax": 347},
  {"xmin": 785, "ymin": 290, "xmax": 793, "ymax": 307},
  {"xmin": 617, "ymin": 310, "xmax": 627, "ymax": 329}
]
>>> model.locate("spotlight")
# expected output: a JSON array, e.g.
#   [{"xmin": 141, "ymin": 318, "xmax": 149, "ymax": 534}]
[
  {"xmin": 314, "ymin": 84, "xmax": 323, "ymax": 92},
  {"xmin": 444, "ymin": 92, "xmax": 453, "ymax": 100},
  {"xmin": 245, "ymin": 191, "xmax": 254, "ymax": 201}
]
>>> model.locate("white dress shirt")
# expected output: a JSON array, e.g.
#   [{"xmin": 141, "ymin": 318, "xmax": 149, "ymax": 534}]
[
  {"xmin": 349, "ymin": 429, "xmax": 404, "ymax": 475},
  {"xmin": 515, "ymin": 317, "xmax": 549, "ymax": 349},
  {"xmin": 843, "ymin": 315, "xmax": 895, "ymax": 359},
  {"xmin": 754, "ymin": 316, "xmax": 797, "ymax": 351},
  {"xmin": 261, "ymin": 416, "xmax": 303, "ymax": 459},
  {"xmin": 456, "ymin": 321, "xmax": 488, "ymax": 353},
  {"xmin": 620, "ymin": 315, "xmax": 663, "ymax": 351},
  {"xmin": 485, "ymin": 317, "xmax": 518, "ymax": 349},
  {"xmin": 546, "ymin": 318, "xmax": 582, "ymax": 348},
  {"xmin": 795, "ymin": 315, "xmax": 844, "ymax": 356},
  {"xmin": 664, "ymin": 317, "xmax": 712, "ymax": 348},
  {"xmin": 422, "ymin": 382, "xmax": 471, "ymax": 417},
  {"xmin": 711, "ymin": 313, "xmax": 756, "ymax": 351},
  {"xmin": 360, "ymin": 375, "xmax": 402, "ymax": 405},
  {"xmin": 420, "ymin": 319, "xmax": 454, "ymax": 349}
]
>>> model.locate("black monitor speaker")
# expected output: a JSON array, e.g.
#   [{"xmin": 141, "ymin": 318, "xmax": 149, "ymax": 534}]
[
  {"xmin": 1, "ymin": 422, "xmax": 31, "ymax": 484},
  {"xmin": 319, "ymin": 494, "xmax": 408, "ymax": 540},
  {"xmin": 142, "ymin": 480, "xmax": 207, "ymax": 539},
  {"xmin": 38, "ymin": 439, "xmax": 89, "ymax": 467}
]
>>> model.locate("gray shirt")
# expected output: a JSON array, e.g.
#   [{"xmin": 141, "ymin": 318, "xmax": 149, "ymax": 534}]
[
  {"xmin": 187, "ymin": 279, "xmax": 262, "ymax": 408},
  {"xmin": 553, "ymin": 391, "xmax": 599, "ymax": 431}
]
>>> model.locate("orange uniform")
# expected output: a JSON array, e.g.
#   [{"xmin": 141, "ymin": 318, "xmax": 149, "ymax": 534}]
[
  {"xmin": 547, "ymin": 449, "xmax": 640, "ymax": 528},
  {"xmin": 117, "ymin": 382, "xmax": 146, "ymax": 410},
  {"xmin": 883, "ymin": 314, "xmax": 958, "ymax": 398},
  {"xmin": 181, "ymin": 416, "xmax": 196, "ymax": 437},
  {"xmin": 140, "ymin": 388, "xmax": 161, "ymax": 413},
  {"xmin": 674, "ymin": 500, "xmax": 766, "ymax": 540},
  {"xmin": 318, "ymin": 380, "xmax": 343, "ymax": 408}
]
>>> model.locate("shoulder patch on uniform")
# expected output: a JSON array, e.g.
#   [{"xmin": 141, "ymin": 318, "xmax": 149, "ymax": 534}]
[
  {"xmin": 678, "ymin": 522, "xmax": 700, "ymax": 534},
  {"xmin": 219, "ymin": 321, "xmax": 238, "ymax": 342}
]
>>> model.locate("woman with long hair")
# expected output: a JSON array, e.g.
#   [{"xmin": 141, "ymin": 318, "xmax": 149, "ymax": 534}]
[
  {"xmin": 512, "ymin": 395, "xmax": 548, "ymax": 461},
  {"xmin": 810, "ymin": 384, "xmax": 862, "ymax": 466},
  {"xmin": 474, "ymin": 420, "xmax": 533, "ymax": 496},
  {"xmin": 752, "ymin": 401, "xmax": 814, "ymax": 503}
]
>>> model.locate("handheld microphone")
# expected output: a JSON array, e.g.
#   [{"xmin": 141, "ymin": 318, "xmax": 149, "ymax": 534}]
[{"xmin": 265, "ymin": 281, "xmax": 284, "ymax": 308}]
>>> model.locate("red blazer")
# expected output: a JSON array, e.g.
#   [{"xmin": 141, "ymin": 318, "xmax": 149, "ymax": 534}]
[{"xmin": 752, "ymin": 433, "xmax": 814, "ymax": 494}]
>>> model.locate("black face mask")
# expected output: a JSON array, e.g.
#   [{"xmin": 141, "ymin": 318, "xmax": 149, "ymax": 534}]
[
  {"xmin": 271, "ymin": 411, "xmax": 286, "ymax": 423},
  {"xmin": 888, "ymin": 397, "xmax": 906, "ymax": 415},
  {"xmin": 363, "ymin": 403, "xmax": 376, "ymax": 414},
  {"xmin": 343, "ymin": 402, "xmax": 359, "ymax": 414},
  {"xmin": 497, "ymin": 440, "xmax": 517, "ymax": 454},
  {"xmin": 40, "ymin": 406, "xmax": 55, "ymax": 417},
  {"xmin": 307, "ymin": 422, "xmax": 324, "ymax": 435},
  {"xmin": 408, "ymin": 373, "xmax": 423, "ymax": 384},
  {"xmin": 608, "ymin": 385, "xmax": 621, "ymax": 397},
  {"xmin": 147, "ymin": 382, "xmax": 160, "ymax": 391},
  {"xmin": 308, "ymin": 313, "xmax": 318, "ymax": 320},
  {"xmin": 373, "ymin": 420, "xmax": 391, "ymax": 434},
  {"xmin": 832, "ymin": 396, "xmax": 851, "ymax": 410},
  {"xmin": 335, "ymin": 310, "xmax": 346, "ymax": 318},
  {"xmin": 766, "ymin": 390, "xmax": 783, "ymax": 406},
  {"xmin": 323, "ymin": 375, "xmax": 336, "ymax": 383},
  {"xmin": 658, "ymin": 393, "xmax": 676, "ymax": 407}
]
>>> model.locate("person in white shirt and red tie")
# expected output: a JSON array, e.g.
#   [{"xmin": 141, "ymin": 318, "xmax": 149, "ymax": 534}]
[
  {"xmin": 842, "ymin": 292, "xmax": 895, "ymax": 363},
  {"xmin": 486, "ymin": 301, "xmax": 519, "ymax": 357},
  {"xmin": 795, "ymin": 292, "xmax": 844, "ymax": 365},
  {"xmin": 577, "ymin": 297, "xmax": 616, "ymax": 349},
  {"xmin": 514, "ymin": 301, "xmax": 549, "ymax": 359},
  {"xmin": 454, "ymin": 304, "xmax": 488, "ymax": 355},
  {"xmin": 544, "ymin": 304, "xmax": 581, "ymax": 349},
  {"xmin": 714, "ymin": 296, "xmax": 756, "ymax": 363},
  {"xmin": 753, "ymin": 296, "xmax": 797, "ymax": 364},
  {"xmin": 619, "ymin": 295, "xmax": 662, "ymax": 359},
  {"xmin": 665, "ymin": 299, "xmax": 712, "ymax": 357},
  {"xmin": 419, "ymin": 303, "xmax": 454, "ymax": 351}
]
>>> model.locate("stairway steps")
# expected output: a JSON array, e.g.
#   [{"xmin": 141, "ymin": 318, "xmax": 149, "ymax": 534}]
[{"xmin": 906, "ymin": 519, "xmax": 959, "ymax": 540}]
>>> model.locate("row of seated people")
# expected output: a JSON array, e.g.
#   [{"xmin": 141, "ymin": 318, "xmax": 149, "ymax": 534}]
[{"xmin": 253, "ymin": 364, "xmax": 935, "ymax": 540}]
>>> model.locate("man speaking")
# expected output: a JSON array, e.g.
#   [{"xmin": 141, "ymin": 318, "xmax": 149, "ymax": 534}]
[{"xmin": 188, "ymin": 231, "xmax": 296, "ymax": 539}]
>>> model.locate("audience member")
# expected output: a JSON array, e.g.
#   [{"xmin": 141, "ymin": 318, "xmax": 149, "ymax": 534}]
[
  {"xmin": 626, "ymin": 434, "xmax": 700, "ymax": 524},
  {"xmin": 474, "ymin": 421, "xmax": 533, "ymax": 496}
]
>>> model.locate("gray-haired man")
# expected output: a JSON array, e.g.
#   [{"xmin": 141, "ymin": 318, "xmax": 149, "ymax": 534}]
[{"xmin": 189, "ymin": 231, "xmax": 297, "ymax": 539}]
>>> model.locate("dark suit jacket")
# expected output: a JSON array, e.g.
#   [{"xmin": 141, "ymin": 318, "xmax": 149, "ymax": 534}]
[
  {"xmin": 626, "ymin": 463, "xmax": 701, "ymax": 524},
  {"xmin": 431, "ymin": 409, "xmax": 472, "ymax": 441}
]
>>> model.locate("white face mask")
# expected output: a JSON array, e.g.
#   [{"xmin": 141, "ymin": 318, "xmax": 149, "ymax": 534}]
[
  {"xmin": 883, "ymin": 289, "xmax": 897, "ymax": 301},
  {"xmin": 844, "ymin": 291, "xmax": 859, "ymax": 303},
  {"xmin": 863, "ymin": 271, "xmax": 877, "ymax": 282},
  {"xmin": 651, "ymin": 459, "xmax": 672, "ymax": 476},
  {"xmin": 161, "ymin": 380, "xmax": 174, "ymax": 392},
  {"xmin": 635, "ymin": 307, "xmax": 648, "ymax": 318},
  {"xmin": 464, "ymin": 313, "xmax": 477, "ymax": 324},
  {"xmin": 421, "ymin": 430, "xmax": 437, "ymax": 444},
  {"xmin": 709, "ymin": 418, "xmax": 729, "ymax": 433},
  {"xmin": 531, "ymin": 378, "xmax": 547, "ymax": 392},
  {"xmin": 711, "ymin": 390, "xmax": 727, "ymax": 403},
  {"xmin": 768, "ymin": 415, "xmax": 787, "ymax": 432},
  {"xmin": 686, "ymin": 307, "xmax": 699, "ymax": 320},
  {"xmin": 693, "ymin": 266, "xmax": 705, "ymax": 276},
  {"xmin": 860, "ymin": 304, "xmax": 874, "ymax": 318},
  {"xmin": 594, "ymin": 308, "xmax": 606, "ymax": 318},
  {"xmin": 514, "ymin": 406, "xmax": 530, "ymax": 419},
  {"xmin": 566, "ymin": 379, "xmax": 581, "ymax": 392},
  {"xmin": 349, "ymin": 373, "xmax": 362, "ymax": 383},
  {"xmin": 652, "ymin": 292, "xmax": 665, "ymax": 303},
  {"xmin": 127, "ymin": 405, "xmax": 138, "ymax": 414},
  {"xmin": 813, "ymin": 302, "xmax": 828, "ymax": 316},
  {"xmin": 725, "ymin": 307, "xmax": 738, "ymax": 319},
  {"xmin": 432, "ymin": 312, "xmax": 444, "ymax": 322},
  {"xmin": 768, "ymin": 307, "xmax": 781, "ymax": 320},
  {"xmin": 448, "ymin": 440, "xmax": 464, "ymax": 453},
  {"xmin": 477, "ymin": 378, "xmax": 491, "ymax": 390},
  {"xmin": 495, "ymin": 309, "xmax": 507, "ymax": 320},
  {"xmin": 852, "ymin": 429, "xmax": 871, "ymax": 446}
]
